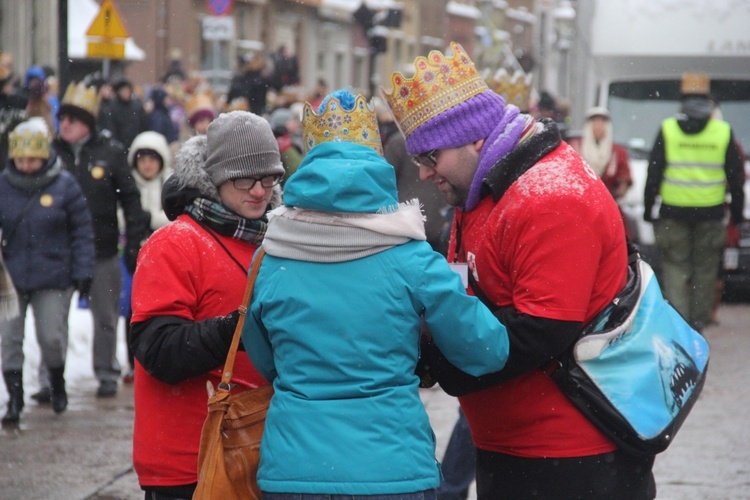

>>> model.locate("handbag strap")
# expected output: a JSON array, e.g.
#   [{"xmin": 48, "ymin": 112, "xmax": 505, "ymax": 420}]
[
  {"xmin": 217, "ymin": 247, "xmax": 266, "ymax": 391},
  {"xmin": 194, "ymin": 218, "xmax": 249, "ymax": 275},
  {"xmin": 1, "ymin": 193, "xmax": 41, "ymax": 249}
]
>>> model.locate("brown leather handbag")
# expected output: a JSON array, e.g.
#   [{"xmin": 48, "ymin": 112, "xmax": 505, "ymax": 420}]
[{"xmin": 194, "ymin": 248, "xmax": 273, "ymax": 500}]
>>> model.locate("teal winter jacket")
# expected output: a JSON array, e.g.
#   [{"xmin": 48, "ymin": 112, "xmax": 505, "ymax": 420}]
[{"xmin": 242, "ymin": 142, "xmax": 509, "ymax": 495}]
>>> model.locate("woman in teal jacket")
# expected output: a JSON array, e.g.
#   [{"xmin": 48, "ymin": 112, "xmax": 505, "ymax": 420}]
[{"xmin": 241, "ymin": 90, "xmax": 509, "ymax": 498}]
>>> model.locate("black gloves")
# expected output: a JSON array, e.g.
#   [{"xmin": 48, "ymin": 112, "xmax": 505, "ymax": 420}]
[
  {"xmin": 217, "ymin": 310, "xmax": 241, "ymax": 341},
  {"xmin": 75, "ymin": 279, "xmax": 93, "ymax": 301},
  {"xmin": 416, "ymin": 336, "xmax": 438, "ymax": 389}
]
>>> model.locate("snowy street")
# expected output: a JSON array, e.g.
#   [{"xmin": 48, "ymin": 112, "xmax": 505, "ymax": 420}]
[{"xmin": 1, "ymin": 301, "xmax": 749, "ymax": 499}]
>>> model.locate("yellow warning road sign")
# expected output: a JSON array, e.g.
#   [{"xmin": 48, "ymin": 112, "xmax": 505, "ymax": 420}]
[
  {"xmin": 87, "ymin": 41, "xmax": 126, "ymax": 60},
  {"xmin": 86, "ymin": 0, "xmax": 130, "ymax": 39}
]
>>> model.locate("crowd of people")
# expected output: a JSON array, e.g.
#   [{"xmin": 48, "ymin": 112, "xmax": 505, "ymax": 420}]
[{"xmin": 0, "ymin": 42, "xmax": 742, "ymax": 500}]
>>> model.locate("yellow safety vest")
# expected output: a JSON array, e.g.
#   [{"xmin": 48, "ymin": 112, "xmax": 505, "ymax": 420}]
[{"xmin": 660, "ymin": 117, "xmax": 730, "ymax": 207}]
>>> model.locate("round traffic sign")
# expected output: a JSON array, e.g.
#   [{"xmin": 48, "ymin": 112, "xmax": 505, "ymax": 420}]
[{"xmin": 206, "ymin": 0, "xmax": 233, "ymax": 16}]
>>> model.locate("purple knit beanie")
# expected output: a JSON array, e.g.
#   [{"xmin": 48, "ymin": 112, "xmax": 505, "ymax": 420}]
[
  {"xmin": 405, "ymin": 91, "xmax": 505, "ymax": 154},
  {"xmin": 382, "ymin": 42, "xmax": 507, "ymax": 155}
]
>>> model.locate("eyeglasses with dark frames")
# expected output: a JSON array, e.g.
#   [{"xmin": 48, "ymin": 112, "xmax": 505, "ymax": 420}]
[
  {"xmin": 410, "ymin": 149, "xmax": 440, "ymax": 169},
  {"xmin": 231, "ymin": 175, "xmax": 282, "ymax": 191}
]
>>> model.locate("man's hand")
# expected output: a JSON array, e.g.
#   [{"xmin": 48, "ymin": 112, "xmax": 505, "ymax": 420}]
[{"xmin": 75, "ymin": 279, "xmax": 93, "ymax": 301}]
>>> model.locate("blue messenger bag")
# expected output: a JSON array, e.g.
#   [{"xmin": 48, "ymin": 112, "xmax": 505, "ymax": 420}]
[{"xmin": 546, "ymin": 250, "xmax": 710, "ymax": 456}]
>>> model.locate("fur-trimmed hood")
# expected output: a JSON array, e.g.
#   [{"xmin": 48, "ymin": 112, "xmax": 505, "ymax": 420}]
[
  {"xmin": 173, "ymin": 135, "xmax": 216, "ymax": 200},
  {"xmin": 162, "ymin": 135, "xmax": 281, "ymax": 221}
]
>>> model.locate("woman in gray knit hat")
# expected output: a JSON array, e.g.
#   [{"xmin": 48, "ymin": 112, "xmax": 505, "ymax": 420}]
[{"xmin": 128, "ymin": 111, "xmax": 283, "ymax": 498}]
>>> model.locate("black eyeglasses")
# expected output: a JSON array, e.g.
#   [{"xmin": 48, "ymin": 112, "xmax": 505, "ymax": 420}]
[
  {"xmin": 231, "ymin": 175, "xmax": 282, "ymax": 190},
  {"xmin": 410, "ymin": 149, "xmax": 440, "ymax": 169}
]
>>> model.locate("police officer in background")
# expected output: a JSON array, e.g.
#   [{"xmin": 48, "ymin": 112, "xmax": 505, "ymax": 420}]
[{"xmin": 644, "ymin": 72, "xmax": 745, "ymax": 332}]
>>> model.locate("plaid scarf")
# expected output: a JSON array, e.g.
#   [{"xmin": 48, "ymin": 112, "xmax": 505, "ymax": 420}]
[{"xmin": 185, "ymin": 197, "xmax": 268, "ymax": 245}]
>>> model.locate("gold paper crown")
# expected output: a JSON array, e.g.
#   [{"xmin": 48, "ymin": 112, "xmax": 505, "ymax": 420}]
[
  {"xmin": 382, "ymin": 42, "xmax": 489, "ymax": 137},
  {"xmin": 9, "ymin": 118, "xmax": 50, "ymax": 159},
  {"xmin": 186, "ymin": 92, "xmax": 216, "ymax": 119},
  {"xmin": 681, "ymin": 72, "xmax": 710, "ymax": 95},
  {"xmin": 488, "ymin": 69, "xmax": 533, "ymax": 111},
  {"xmin": 225, "ymin": 97, "xmax": 250, "ymax": 112},
  {"xmin": 61, "ymin": 81, "xmax": 100, "ymax": 118},
  {"xmin": 0, "ymin": 52, "xmax": 14, "ymax": 81},
  {"xmin": 302, "ymin": 94, "xmax": 383, "ymax": 156}
]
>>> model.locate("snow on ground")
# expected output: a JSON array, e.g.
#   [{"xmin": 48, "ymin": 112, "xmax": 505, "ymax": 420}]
[{"xmin": 0, "ymin": 294, "xmax": 130, "ymax": 401}]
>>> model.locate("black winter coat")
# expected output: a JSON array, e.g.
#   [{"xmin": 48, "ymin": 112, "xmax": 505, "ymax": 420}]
[
  {"xmin": 98, "ymin": 97, "xmax": 149, "ymax": 151},
  {"xmin": 53, "ymin": 132, "xmax": 149, "ymax": 268}
]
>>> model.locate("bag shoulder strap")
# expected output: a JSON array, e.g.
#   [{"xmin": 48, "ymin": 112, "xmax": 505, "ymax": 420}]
[
  {"xmin": 544, "ymin": 241, "xmax": 641, "ymax": 377},
  {"xmin": 1, "ymin": 193, "xmax": 41, "ymax": 249},
  {"xmin": 218, "ymin": 247, "xmax": 265, "ymax": 390},
  {"xmin": 194, "ymin": 218, "xmax": 248, "ymax": 275}
]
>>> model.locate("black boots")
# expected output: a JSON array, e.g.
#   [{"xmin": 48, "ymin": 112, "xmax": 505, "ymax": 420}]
[
  {"xmin": 31, "ymin": 386, "xmax": 52, "ymax": 404},
  {"xmin": 2, "ymin": 368, "xmax": 67, "ymax": 421},
  {"xmin": 49, "ymin": 367, "xmax": 67, "ymax": 414},
  {"xmin": 2, "ymin": 370, "xmax": 24, "ymax": 424}
]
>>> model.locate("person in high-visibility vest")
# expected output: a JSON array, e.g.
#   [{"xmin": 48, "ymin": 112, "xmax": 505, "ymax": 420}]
[{"xmin": 644, "ymin": 73, "xmax": 745, "ymax": 332}]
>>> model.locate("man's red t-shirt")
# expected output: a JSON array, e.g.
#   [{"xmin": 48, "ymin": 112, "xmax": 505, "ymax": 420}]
[{"xmin": 451, "ymin": 143, "xmax": 628, "ymax": 458}]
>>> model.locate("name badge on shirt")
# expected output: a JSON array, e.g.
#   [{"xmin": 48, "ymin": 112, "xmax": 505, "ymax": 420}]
[{"xmin": 448, "ymin": 263, "xmax": 469, "ymax": 289}]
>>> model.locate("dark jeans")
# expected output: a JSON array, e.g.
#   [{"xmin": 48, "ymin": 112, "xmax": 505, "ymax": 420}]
[
  {"xmin": 437, "ymin": 408, "xmax": 475, "ymax": 500},
  {"xmin": 263, "ymin": 491, "xmax": 437, "ymax": 500},
  {"xmin": 475, "ymin": 448, "xmax": 656, "ymax": 500},
  {"xmin": 142, "ymin": 483, "xmax": 196, "ymax": 500}
]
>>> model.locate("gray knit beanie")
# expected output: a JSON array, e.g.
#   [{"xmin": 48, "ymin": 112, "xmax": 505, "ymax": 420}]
[{"xmin": 205, "ymin": 111, "xmax": 284, "ymax": 186}]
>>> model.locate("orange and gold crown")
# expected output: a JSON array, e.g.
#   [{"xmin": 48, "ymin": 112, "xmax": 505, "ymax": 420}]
[
  {"xmin": 382, "ymin": 42, "xmax": 489, "ymax": 137},
  {"xmin": 61, "ymin": 81, "xmax": 100, "ymax": 118},
  {"xmin": 9, "ymin": 118, "xmax": 50, "ymax": 159},
  {"xmin": 681, "ymin": 72, "xmax": 710, "ymax": 95},
  {"xmin": 186, "ymin": 92, "xmax": 216, "ymax": 119},
  {"xmin": 487, "ymin": 69, "xmax": 533, "ymax": 111},
  {"xmin": 302, "ymin": 94, "xmax": 383, "ymax": 155},
  {"xmin": 225, "ymin": 97, "xmax": 250, "ymax": 112}
]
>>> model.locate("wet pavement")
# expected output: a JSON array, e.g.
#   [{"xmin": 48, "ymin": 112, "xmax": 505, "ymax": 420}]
[{"xmin": 1, "ymin": 304, "xmax": 749, "ymax": 499}]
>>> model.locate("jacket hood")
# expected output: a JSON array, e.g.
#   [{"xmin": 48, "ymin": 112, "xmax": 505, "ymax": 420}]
[
  {"xmin": 171, "ymin": 134, "xmax": 217, "ymax": 200},
  {"xmin": 24, "ymin": 66, "xmax": 45, "ymax": 88},
  {"xmin": 150, "ymin": 87, "xmax": 168, "ymax": 108},
  {"xmin": 128, "ymin": 131, "xmax": 172, "ymax": 170},
  {"xmin": 282, "ymin": 142, "xmax": 399, "ymax": 214}
]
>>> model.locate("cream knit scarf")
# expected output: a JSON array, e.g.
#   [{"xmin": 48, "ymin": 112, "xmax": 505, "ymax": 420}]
[
  {"xmin": 263, "ymin": 200, "xmax": 426, "ymax": 263},
  {"xmin": 580, "ymin": 120, "xmax": 613, "ymax": 177}
]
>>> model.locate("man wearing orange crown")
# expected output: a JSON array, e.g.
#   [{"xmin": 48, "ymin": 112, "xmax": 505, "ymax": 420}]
[
  {"xmin": 384, "ymin": 43, "xmax": 655, "ymax": 498},
  {"xmin": 240, "ymin": 89, "xmax": 510, "ymax": 497},
  {"xmin": 50, "ymin": 82, "xmax": 149, "ymax": 399}
]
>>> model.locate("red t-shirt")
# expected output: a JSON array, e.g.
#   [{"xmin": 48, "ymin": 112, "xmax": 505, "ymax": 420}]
[
  {"xmin": 452, "ymin": 143, "xmax": 628, "ymax": 457},
  {"xmin": 131, "ymin": 215, "xmax": 267, "ymax": 486}
]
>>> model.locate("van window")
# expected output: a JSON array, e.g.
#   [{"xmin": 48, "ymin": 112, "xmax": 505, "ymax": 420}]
[{"xmin": 607, "ymin": 80, "xmax": 750, "ymax": 157}]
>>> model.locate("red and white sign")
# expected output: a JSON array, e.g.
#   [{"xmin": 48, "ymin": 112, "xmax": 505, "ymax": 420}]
[{"xmin": 206, "ymin": 0, "xmax": 233, "ymax": 16}]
